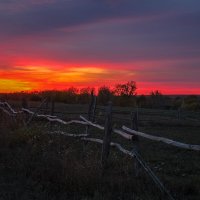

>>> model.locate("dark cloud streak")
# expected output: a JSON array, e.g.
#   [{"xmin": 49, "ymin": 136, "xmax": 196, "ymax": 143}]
[{"xmin": 0, "ymin": 0, "xmax": 178, "ymax": 35}]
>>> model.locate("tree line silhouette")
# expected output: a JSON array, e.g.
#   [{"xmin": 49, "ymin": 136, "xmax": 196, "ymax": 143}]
[{"xmin": 0, "ymin": 81, "xmax": 200, "ymax": 111}]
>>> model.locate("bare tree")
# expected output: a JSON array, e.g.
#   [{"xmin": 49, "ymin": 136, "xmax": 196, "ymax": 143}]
[
  {"xmin": 114, "ymin": 81, "xmax": 137, "ymax": 98},
  {"xmin": 114, "ymin": 81, "xmax": 137, "ymax": 106}
]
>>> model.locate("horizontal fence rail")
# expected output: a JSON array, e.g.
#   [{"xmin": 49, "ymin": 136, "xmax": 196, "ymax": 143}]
[
  {"xmin": 122, "ymin": 126, "xmax": 200, "ymax": 151},
  {"xmin": 1, "ymin": 101, "xmax": 200, "ymax": 151},
  {"xmin": 80, "ymin": 115, "xmax": 200, "ymax": 151}
]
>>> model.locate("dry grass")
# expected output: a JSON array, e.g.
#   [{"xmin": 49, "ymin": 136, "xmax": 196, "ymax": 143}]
[{"xmin": 0, "ymin": 103, "xmax": 200, "ymax": 200}]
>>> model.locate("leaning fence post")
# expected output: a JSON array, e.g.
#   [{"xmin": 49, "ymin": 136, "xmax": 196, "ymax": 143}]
[
  {"xmin": 131, "ymin": 111, "xmax": 140, "ymax": 177},
  {"xmin": 101, "ymin": 101, "xmax": 112, "ymax": 170},
  {"xmin": 83, "ymin": 91, "xmax": 95, "ymax": 158}
]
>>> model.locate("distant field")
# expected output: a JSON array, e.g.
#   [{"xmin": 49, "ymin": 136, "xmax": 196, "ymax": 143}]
[{"xmin": 0, "ymin": 101, "xmax": 200, "ymax": 199}]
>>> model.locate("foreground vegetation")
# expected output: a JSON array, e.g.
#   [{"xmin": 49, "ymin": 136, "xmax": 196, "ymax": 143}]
[
  {"xmin": 0, "ymin": 118, "xmax": 158, "ymax": 200},
  {"xmin": 0, "ymin": 102, "xmax": 200, "ymax": 199}
]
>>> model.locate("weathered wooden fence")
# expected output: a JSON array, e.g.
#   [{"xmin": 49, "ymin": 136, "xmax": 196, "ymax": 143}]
[{"xmin": 1, "ymin": 96, "xmax": 200, "ymax": 200}]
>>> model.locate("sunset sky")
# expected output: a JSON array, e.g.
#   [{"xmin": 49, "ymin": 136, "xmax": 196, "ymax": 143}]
[{"xmin": 0, "ymin": 0, "xmax": 200, "ymax": 94}]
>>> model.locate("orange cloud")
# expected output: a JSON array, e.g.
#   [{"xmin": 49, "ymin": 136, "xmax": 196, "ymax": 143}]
[
  {"xmin": 0, "ymin": 79, "xmax": 36, "ymax": 92},
  {"xmin": 0, "ymin": 64, "xmax": 136, "ymax": 92}
]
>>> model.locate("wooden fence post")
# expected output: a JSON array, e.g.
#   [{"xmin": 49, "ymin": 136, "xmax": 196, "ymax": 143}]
[
  {"xmin": 131, "ymin": 111, "xmax": 140, "ymax": 177},
  {"xmin": 50, "ymin": 96, "xmax": 55, "ymax": 129},
  {"xmin": 91, "ymin": 95, "xmax": 97, "ymax": 122},
  {"xmin": 83, "ymin": 91, "xmax": 96, "ymax": 158},
  {"xmin": 131, "ymin": 111, "xmax": 138, "ymax": 131},
  {"xmin": 85, "ymin": 91, "xmax": 95, "ymax": 135},
  {"xmin": 44, "ymin": 98, "xmax": 50, "ymax": 114},
  {"xmin": 101, "ymin": 101, "xmax": 112, "ymax": 170}
]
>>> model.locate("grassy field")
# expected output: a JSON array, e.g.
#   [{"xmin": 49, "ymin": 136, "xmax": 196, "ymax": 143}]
[{"xmin": 0, "ymin": 102, "xmax": 200, "ymax": 199}]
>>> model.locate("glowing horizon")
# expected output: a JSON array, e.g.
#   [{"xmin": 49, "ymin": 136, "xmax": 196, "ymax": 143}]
[{"xmin": 0, "ymin": 63, "xmax": 199, "ymax": 95}]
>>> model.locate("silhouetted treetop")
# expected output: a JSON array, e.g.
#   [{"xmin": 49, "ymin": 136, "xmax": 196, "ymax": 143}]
[{"xmin": 114, "ymin": 81, "xmax": 136, "ymax": 98}]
